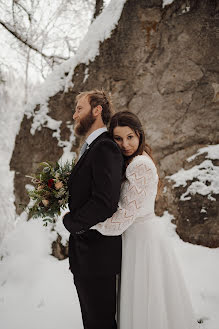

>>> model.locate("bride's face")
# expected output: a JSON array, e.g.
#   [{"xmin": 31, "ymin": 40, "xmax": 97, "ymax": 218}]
[{"xmin": 113, "ymin": 126, "xmax": 140, "ymax": 156}]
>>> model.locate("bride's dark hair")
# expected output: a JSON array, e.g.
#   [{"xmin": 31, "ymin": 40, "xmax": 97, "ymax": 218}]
[{"xmin": 109, "ymin": 111, "xmax": 162, "ymax": 195}]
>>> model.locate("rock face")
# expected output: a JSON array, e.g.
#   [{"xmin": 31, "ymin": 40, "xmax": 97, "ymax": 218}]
[
  {"xmin": 157, "ymin": 147, "xmax": 219, "ymax": 247},
  {"xmin": 10, "ymin": 0, "xmax": 219, "ymax": 251}
]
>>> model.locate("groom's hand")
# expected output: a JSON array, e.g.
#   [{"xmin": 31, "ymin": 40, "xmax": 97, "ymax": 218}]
[{"xmin": 63, "ymin": 211, "xmax": 86, "ymax": 235}]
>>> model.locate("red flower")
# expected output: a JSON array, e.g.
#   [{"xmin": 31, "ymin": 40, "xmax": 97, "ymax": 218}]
[{"xmin": 48, "ymin": 179, "xmax": 54, "ymax": 188}]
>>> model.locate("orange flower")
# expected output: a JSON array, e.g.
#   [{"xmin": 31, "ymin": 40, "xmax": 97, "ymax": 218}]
[
  {"xmin": 37, "ymin": 185, "xmax": 44, "ymax": 190},
  {"xmin": 55, "ymin": 181, "xmax": 63, "ymax": 190},
  {"xmin": 42, "ymin": 199, "xmax": 49, "ymax": 207}
]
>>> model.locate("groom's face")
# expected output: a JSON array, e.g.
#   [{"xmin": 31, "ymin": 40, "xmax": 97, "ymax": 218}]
[{"xmin": 73, "ymin": 95, "xmax": 95, "ymax": 136}]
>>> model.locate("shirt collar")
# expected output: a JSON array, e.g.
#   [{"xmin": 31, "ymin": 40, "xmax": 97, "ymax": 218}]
[{"xmin": 86, "ymin": 127, "xmax": 108, "ymax": 146}]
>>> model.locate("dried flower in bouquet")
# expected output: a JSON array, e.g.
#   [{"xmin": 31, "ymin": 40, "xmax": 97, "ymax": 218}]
[{"xmin": 26, "ymin": 160, "xmax": 74, "ymax": 226}]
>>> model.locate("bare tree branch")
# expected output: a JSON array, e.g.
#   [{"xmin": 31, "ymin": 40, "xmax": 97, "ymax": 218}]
[
  {"xmin": 0, "ymin": 0, "xmax": 93, "ymax": 83},
  {"xmin": 13, "ymin": 0, "xmax": 33, "ymax": 23},
  {"xmin": 0, "ymin": 20, "xmax": 69, "ymax": 64}
]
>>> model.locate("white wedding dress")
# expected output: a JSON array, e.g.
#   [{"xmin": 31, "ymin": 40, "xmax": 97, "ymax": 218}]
[{"xmin": 92, "ymin": 155, "xmax": 198, "ymax": 329}]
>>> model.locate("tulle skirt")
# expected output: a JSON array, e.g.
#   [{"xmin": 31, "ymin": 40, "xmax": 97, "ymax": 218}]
[{"xmin": 118, "ymin": 216, "xmax": 198, "ymax": 329}]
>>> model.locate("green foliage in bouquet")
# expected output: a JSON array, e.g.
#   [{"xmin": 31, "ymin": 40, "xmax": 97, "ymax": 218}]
[{"xmin": 26, "ymin": 160, "xmax": 74, "ymax": 225}]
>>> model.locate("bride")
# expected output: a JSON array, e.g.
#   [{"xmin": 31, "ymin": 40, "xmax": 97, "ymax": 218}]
[{"xmin": 92, "ymin": 111, "xmax": 198, "ymax": 329}]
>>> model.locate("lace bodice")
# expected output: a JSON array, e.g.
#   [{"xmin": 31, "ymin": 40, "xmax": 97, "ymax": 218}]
[{"xmin": 91, "ymin": 155, "xmax": 158, "ymax": 236}]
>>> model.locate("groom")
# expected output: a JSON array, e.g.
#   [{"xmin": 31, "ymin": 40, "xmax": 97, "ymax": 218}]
[{"xmin": 63, "ymin": 89, "xmax": 123, "ymax": 329}]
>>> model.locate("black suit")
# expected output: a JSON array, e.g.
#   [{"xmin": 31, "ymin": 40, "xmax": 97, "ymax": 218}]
[{"xmin": 63, "ymin": 131, "xmax": 123, "ymax": 329}]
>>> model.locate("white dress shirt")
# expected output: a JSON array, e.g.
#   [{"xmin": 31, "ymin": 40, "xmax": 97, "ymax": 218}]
[
  {"xmin": 86, "ymin": 127, "xmax": 108, "ymax": 146},
  {"xmin": 78, "ymin": 127, "xmax": 108, "ymax": 159}
]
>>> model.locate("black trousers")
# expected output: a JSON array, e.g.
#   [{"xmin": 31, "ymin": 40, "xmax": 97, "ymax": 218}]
[{"xmin": 73, "ymin": 274, "xmax": 117, "ymax": 329}]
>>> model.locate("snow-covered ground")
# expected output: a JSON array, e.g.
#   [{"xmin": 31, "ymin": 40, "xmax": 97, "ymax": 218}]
[
  {"xmin": 0, "ymin": 212, "xmax": 219, "ymax": 329},
  {"xmin": 0, "ymin": 218, "xmax": 83, "ymax": 329}
]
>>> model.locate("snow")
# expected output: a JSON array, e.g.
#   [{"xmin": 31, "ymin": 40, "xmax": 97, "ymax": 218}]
[
  {"xmin": 182, "ymin": 6, "xmax": 190, "ymax": 13},
  {"xmin": 64, "ymin": 0, "xmax": 127, "ymax": 85},
  {"xmin": 25, "ymin": 0, "xmax": 127, "ymax": 136},
  {"xmin": 162, "ymin": 0, "xmax": 175, "ymax": 8},
  {"xmin": 0, "ymin": 219, "xmax": 82, "ymax": 329},
  {"xmin": 155, "ymin": 213, "xmax": 219, "ymax": 329},
  {"xmin": 83, "ymin": 67, "xmax": 89, "ymax": 83},
  {"xmin": 0, "ymin": 72, "xmax": 26, "ymax": 242},
  {"xmin": 167, "ymin": 145, "xmax": 219, "ymax": 201},
  {"xmin": 187, "ymin": 145, "xmax": 219, "ymax": 162},
  {"xmin": 58, "ymin": 122, "xmax": 77, "ymax": 164},
  {"xmin": 162, "ymin": 0, "xmax": 190, "ymax": 13},
  {"xmin": 0, "ymin": 0, "xmax": 95, "ymax": 83},
  {"xmin": 0, "ymin": 212, "xmax": 219, "ymax": 329}
]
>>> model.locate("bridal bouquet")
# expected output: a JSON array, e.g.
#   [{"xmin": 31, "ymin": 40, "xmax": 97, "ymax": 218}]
[{"xmin": 26, "ymin": 160, "xmax": 74, "ymax": 225}]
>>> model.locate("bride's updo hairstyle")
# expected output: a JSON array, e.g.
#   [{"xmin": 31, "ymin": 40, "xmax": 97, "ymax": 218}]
[{"xmin": 109, "ymin": 111, "xmax": 162, "ymax": 194}]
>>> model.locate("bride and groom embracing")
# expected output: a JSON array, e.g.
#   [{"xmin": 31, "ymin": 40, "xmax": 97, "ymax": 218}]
[{"xmin": 63, "ymin": 90, "xmax": 198, "ymax": 329}]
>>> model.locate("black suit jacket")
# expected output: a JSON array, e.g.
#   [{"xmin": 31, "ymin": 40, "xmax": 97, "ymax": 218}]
[{"xmin": 63, "ymin": 132, "xmax": 123, "ymax": 277}]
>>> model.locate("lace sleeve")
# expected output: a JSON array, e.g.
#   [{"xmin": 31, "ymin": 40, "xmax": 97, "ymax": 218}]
[{"xmin": 91, "ymin": 156, "xmax": 156, "ymax": 236}]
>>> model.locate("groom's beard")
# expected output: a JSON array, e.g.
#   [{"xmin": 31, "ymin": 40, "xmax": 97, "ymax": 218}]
[{"xmin": 74, "ymin": 110, "xmax": 95, "ymax": 136}]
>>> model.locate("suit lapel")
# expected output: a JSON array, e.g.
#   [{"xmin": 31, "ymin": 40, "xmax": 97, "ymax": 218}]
[
  {"xmin": 70, "ymin": 147, "xmax": 90, "ymax": 179},
  {"xmin": 69, "ymin": 132, "xmax": 109, "ymax": 181}
]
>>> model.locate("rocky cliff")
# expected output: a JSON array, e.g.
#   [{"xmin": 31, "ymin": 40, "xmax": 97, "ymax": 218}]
[{"xmin": 10, "ymin": 0, "xmax": 219, "ymax": 254}]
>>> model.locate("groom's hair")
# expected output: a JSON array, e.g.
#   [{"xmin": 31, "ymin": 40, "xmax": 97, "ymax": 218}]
[{"xmin": 76, "ymin": 89, "xmax": 114, "ymax": 125}]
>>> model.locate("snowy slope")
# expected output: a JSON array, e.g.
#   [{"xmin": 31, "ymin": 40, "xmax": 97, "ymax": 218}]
[
  {"xmin": 0, "ymin": 213, "xmax": 219, "ymax": 329},
  {"xmin": 0, "ymin": 72, "xmax": 26, "ymax": 242}
]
